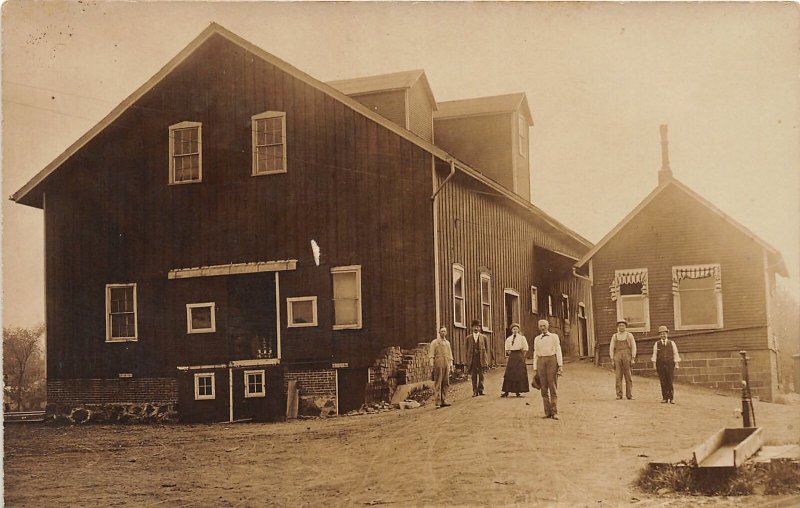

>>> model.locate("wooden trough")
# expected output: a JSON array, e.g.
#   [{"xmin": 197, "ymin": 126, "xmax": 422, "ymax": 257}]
[{"xmin": 692, "ymin": 427, "xmax": 764, "ymax": 468}]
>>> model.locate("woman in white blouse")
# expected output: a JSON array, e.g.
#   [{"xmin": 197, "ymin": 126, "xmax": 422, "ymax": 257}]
[{"xmin": 501, "ymin": 323, "xmax": 530, "ymax": 397}]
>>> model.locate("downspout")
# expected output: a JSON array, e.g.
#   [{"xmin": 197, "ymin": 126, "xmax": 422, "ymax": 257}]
[
  {"xmin": 431, "ymin": 159, "xmax": 456, "ymax": 328},
  {"xmin": 228, "ymin": 366, "xmax": 234, "ymax": 423}
]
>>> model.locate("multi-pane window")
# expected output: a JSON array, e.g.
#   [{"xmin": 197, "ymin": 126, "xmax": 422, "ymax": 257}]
[
  {"xmin": 106, "ymin": 284, "xmax": 137, "ymax": 342},
  {"xmin": 186, "ymin": 302, "xmax": 216, "ymax": 334},
  {"xmin": 452, "ymin": 264, "xmax": 466, "ymax": 328},
  {"xmin": 673, "ymin": 264, "xmax": 723, "ymax": 330},
  {"xmin": 252, "ymin": 112, "xmax": 287, "ymax": 175},
  {"xmin": 287, "ymin": 297, "xmax": 318, "ymax": 327},
  {"xmin": 194, "ymin": 373, "xmax": 215, "ymax": 400},
  {"xmin": 530, "ymin": 286, "xmax": 539, "ymax": 314},
  {"xmin": 244, "ymin": 370, "xmax": 266, "ymax": 398},
  {"xmin": 480, "ymin": 272, "xmax": 492, "ymax": 332},
  {"xmin": 169, "ymin": 121, "xmax": 202, "ymax": 183},
  {"xmin": 612, "ymin": 269, "xmax": 650, "ymax": 332},
  {"xmin": 332, "ymin": 266, "xmax": 362, "ymax": 329}
]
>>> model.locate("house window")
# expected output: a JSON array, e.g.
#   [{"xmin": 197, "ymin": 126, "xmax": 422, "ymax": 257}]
[
  {"xmin": 252, "ymin": 111, "xmax": 287, "ymax": 175},
  {"xmin": 518, "ymin": 115, "xmax": 527, "ymax": 157},
  {"xmin": 530, "ymin": 286, "xmax": 539, "ymax": 314},
  {"xmin": 547, "ymin": 294, "xmax": 553, "ymax": 316},
  {"xmin": 186, "ymin": 302, "xmax": 216, "ymax": 334},
  {"xmin": 169, "ymin": 121, "xmax": 202, "ymax": 184},
  {"xmin": 194, "ymin": 373, "xmax": 215, "ymax": 400},
  {"xmin": 673, "ymin": 264, "xmax": 723, "ymax": 330},
  {"xmin": 287, "ymin": 296, "xmax": 318, "ymax": 327},
  {"xmin": 244, "ymin": 370, "xmax": 266, "ymax": 398},
  {"xmin": 561, "ymin": 294, "xmax": 570, "ymax": 320},
  {"xmin": 452, "ymin": 264, "xmax": 466, "ymax": 328},
  {"xmin": 611, "ymin": 269, "xmax": 650, "ymax": 332},
  {"xmin": 480, "ymin": 272, "xmax": 492, "ymax": 332},
  {"xmin": 106, "ymin": 284, "xmax": 138, "ymax": 342},
  {"xmin": 332, "ymin": 265, "xmax": 362, "ymax": 329}
]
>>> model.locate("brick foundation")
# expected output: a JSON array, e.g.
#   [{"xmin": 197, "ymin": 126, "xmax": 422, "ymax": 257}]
[
  {"xmin": 600, "ymin": 350, "xmax": 777, "ymax": 401},
  {"xmin": 284, "ymin": 367, "xmax": 337, "ymax": 417},
  {"xmin": 367, "ymin": 343, "xmax": 430, "ymax": 403},
  {"xmin": 45, "ymin": 378, "xmax": 179, "ymax": 423}
]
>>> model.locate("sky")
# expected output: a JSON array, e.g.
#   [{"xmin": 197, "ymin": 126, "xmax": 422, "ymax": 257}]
[{"xmin": 2, "ymin": 1, "xmax": 799, "ymax": 329}]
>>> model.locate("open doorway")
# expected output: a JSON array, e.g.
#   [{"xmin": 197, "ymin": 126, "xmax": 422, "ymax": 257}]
[{"xmin": 503, "ymin": 289, "xmax": 520, "ymax": 338}]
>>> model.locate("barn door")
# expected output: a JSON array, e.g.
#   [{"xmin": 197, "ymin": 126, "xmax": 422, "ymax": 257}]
[{"xmin": 337, "ymin": 368, "xmax": 367, "ymax": 415}]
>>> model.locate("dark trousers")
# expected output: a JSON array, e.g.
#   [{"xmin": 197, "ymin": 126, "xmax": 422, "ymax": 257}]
[
  {"xmin": 470, "ymin": 356, "xmax": 484, "ymax": 394},
  {"xmin": 656, "ymin": 360, "xmax": 675, "ymax": 401},
  {"xmin": 537, "ymin": 355, "xmax": 558, "ymax": 416}
]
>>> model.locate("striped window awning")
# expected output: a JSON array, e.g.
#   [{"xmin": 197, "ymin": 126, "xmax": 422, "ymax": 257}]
[
  {"xmin": 672, "ymin": 264, "xmax": 722, "ymax": 294},
  {"xmin": 610, "ymin": 269, "xmax": 648, "ymax": 301}
]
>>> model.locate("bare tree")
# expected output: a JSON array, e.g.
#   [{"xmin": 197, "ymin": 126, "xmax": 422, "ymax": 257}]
[{"xmin": 3, "ymin": 324, "xmax": 45, "ymax": 411}]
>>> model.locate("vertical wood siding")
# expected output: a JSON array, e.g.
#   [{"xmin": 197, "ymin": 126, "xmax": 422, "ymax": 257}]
[
  {"xmin": 590, "ymin": 184, "xmax": 769, "ymax": 358},
  {"xmin": 43, "ymin": 33, "xmax": 436, "ymax": 379}
]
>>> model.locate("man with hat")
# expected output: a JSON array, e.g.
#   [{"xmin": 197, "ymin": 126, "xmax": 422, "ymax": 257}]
[
  {"xmin": 609, "ymin": 319, "xmax": 637, "ymax": 400},
  {"xmin": 651, "ymin": 325, "xmax": 681, "ymax": 403},
  {"xmin": 532, "ymin": 319, "xmax": 563, "ymax": 419},
  {"xmin": 466, "ymin": 319, "xmax": 489, "ymax": 396}
]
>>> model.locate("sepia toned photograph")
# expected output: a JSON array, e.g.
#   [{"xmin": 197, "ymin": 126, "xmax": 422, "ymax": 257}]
[{"xmin": 2, "ymin": 1, "xmax": 799, "ymax": 506}]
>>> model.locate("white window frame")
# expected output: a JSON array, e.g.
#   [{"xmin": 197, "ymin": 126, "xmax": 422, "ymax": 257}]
[
  {"xmin": 562, "ymin": 294, "xmax": 570, "ymax": 320},
  {"xmin": 287, "ymin": 296, "xmax": 318, "ymax": 328},
  {"xmin": 186, "ymin": 302, "xmax": 217, "ymax": 334},
  {"xmin": 452, "ymin": 264, "xmax": 466, "ymax": 329},
  {"xmin": 518, "ymin": 114, "xmax": 527, "ymax": 157},
  {"xmin": 614, "ymin": 268, "xmax": 650, "ymax": 333},
  {"xmin": 480, "ymin": 272, "xmax": 492, "ymax": 332},
  {"xmin": 244, "ymin": 369, "xmax": 266, "ymax": 398},
  {"xmin": 504, "ymin": 288, "xmax": 521, "ymax": 329},
  {"xmin": 547, "ymin": 294, "xmax": 554, "ymax": 316},
  {"xmin": 169, "ymin": 121, "xmax": 202, "ymax": 184},
  {"xmin": 251, "ymin": 111, "xmax": 287, "ymax": 176},
  {"xmin": 105, "ymin": 283, "xmax": 138, "ymax": 342},
  {"xmin": 194, "ymin": 372, "xmax": 215, "ymax": 400},
  {"xmin": 530, "ymin": 286, "xmax": 539, "ymax": 314},
  {"xmin": 331, "ymin": 265, "xmax": 362, "ymax": 330},
  {"xmin": 673, "ymin": 264, "xmax": 724, "ymax": 331}
]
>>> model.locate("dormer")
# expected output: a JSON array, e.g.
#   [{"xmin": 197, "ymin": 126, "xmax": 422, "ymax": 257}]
[
  {"xmin": 327, "ymin": 69, "xmax": 437, "ymax": 142},
  {"xmin": 433, "ymin": 93, "xmax": 533, "ymax": 201}
]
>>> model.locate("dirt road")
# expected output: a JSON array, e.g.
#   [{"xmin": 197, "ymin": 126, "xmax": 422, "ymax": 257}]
[{"xmin": 4, "ymin": 360, "xmax": 799, "ymax": 507}]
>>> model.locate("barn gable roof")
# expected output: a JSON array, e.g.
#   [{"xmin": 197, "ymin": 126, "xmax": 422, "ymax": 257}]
[
  {"xmin": 434, "ymin": 93, "xmax": 533, "ymax": 126},
  {"xmin": 327, "ymin": 69, "xmax": 437, "ymax": 110},
  {"xmin": 575, "ymin": 176, "xmax": 787, "ymax": 277},
  {"xmin": 11, "ymin": 23, "xmax": 589, "ymax": 253}
]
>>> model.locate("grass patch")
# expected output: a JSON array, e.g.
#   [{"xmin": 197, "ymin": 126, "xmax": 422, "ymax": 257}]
[{"xmin": 637, "ymin": 461, "xmax": 800, "ymax": 497}]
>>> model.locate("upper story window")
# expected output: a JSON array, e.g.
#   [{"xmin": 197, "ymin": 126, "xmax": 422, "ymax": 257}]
[
  {"xmin": 186, "ymin": 302, "xmax": 216, "ymax": 334},
  {"xmin": 332, "ymin": 265, "xmax": 362, "ymax": 330},
  {"xmin": 530, "ymin": 286, "xmax": 539, "ymax": 314},
  {"xmin": 252, "ymin": 112, "xmax": 287, "ymax": 175},
  {"xmin": 611, "ymin": 268, "xmax": 650, "ymax": 332},
  {"xmin": 518, "ymin": 115, "xmax": 527, "ymax": 157},
  {"xmin": 169, "ymin": 121, "xmax": 202, "ymax": 184},
  {"xmin": 673, "ymin": 264, "xmax": 723, "ymax": 330},
  {"xmin": 106, "ymin": 283, "xmax": 138, "ymax": 342},
  {"xmin": 480, "ymin": 272, "xmax": 492, "ymax": 332},
  {"xmin": 452, "ymin": 264, "xmax": 466, "ymax": 328},
  {"xmin": 287, "ymin": 296, "xmax": 318, "ymax": 328}
]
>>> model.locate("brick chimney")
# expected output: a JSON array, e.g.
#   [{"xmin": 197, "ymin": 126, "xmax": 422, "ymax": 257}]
[{"xmin": 658, "ymin": 124, "xmax": 674, "ymax": 185}]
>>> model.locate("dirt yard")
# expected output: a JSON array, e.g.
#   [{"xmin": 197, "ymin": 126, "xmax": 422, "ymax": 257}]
[{"xmin": 4, "ymin": 360, "xmax": 800, "ymax": 507}]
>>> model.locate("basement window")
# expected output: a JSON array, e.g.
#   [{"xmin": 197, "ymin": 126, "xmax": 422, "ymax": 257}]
[
  {"xmin": 186, "ymin": 302, "xmax": 216, "ymax": 334},
  {"xmin": 194, "ymin": 373, "xmax": 215, "ymax": 400},
  {"xmin": 244, "ymin": 370, "xmax": 266, "ymax": 398},
  {"xmin": 106, "ymin": 283, "xmax": 138, "ymax": 342}
]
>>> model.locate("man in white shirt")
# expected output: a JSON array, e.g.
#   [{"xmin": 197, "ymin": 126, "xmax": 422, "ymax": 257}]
[
  {"xmin": 651, "ymin": 325, "xmax": 681, "ymax": 404},
  {"xmin": 532, "ymin": 319, "xmax": 563, "ymax": 420},
  {"xmin": 429, "ymin": 326, "xmax": 454, "ymax": 407}
]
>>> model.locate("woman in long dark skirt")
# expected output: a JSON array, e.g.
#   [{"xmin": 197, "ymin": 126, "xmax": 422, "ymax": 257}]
[{"xmin": 501, "ymin": 323, "xmax": 530, "ymax": 397}]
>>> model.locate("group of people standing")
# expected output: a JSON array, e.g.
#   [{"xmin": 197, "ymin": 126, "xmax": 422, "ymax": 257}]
[
  {"xmin": 610, "ymin": 319, "xmax": 681, "ymax": 403},
  {"xmin": 429, "ymin": 317, "xmax": 684, "ymax": 414},
  {"xmin": 428, "ymin": 318, "xmax": 563, "ymax": 420}
]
